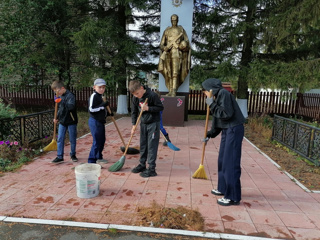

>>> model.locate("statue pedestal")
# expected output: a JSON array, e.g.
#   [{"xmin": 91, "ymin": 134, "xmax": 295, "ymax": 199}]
[{"xmin": 161, "ymin": 96, "xmax": 185, "ymax": 127}]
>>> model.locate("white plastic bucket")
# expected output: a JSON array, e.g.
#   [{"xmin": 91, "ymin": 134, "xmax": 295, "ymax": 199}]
[{"xmin": 75, "ymin": 163, "xmax": 101, "ymax": 198}]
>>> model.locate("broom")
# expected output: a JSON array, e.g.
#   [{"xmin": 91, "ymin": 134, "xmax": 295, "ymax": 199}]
[
  {"xmin": 160, "ymin": 131, "xmax": 180, "ymax": 151},
  {"xmin": 106, "ymin": 106, "xmax": 140, "ymax": 155},
  {"xmin": 43, "ymin": 96, "xmax": 60, "ymax": 152},
  {"xmin": 192, "ymin": 90, "xmax": 212, "ymax": 179},
  {"xmin": 108, "ymin": 98, "xmax": 148, "ymax": 172}
]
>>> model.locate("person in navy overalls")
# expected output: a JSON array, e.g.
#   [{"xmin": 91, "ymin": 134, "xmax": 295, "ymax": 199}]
[{"xmin": 202, "ymin": 78, "xmax": 245, "ymax": 206}]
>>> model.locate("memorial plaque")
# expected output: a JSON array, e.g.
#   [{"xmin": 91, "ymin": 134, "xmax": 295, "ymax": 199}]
[{"xmin": 161, "ymin": 96, "xmax": 185, "ymax": 127}]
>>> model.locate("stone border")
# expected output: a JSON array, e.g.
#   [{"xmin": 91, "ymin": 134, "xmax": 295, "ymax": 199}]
[{"xmin": 1, "ymin": 216, "xmax": 277, "ymax": 240}]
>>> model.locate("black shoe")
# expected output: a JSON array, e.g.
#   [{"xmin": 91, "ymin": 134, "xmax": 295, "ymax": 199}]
[
  {"xmin": 52, "ymin": 157, "xmax": 64, "ymax": 163},
  {"xmin": 211, "ymin": 189, "xmax": 223, "ymax": 196},
  {"xmin": 163, "ymin": 141, "xmax": 168, "ymax": 146},
  {"xmin": 139, "ymin": 169, "xmax": 157, "ymax": 178},
  {"xmin": 71, "ymin": 155, "xmax": 78, "ymax": 162},
  {"xmin": 131, "ymin": 164, "xmax": 146, "ymax": 173}
]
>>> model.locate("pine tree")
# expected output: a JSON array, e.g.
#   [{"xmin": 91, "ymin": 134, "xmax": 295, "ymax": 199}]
[
  {"xmin": 192, "ymin": 0, "xmax": 320, "ymax": 95},
  {"xmin": 249, "ymin": 0, "xmax": 320, "ymax": 92}
]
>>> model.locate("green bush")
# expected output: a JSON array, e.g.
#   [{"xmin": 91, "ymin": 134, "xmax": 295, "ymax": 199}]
[
  {"xmin": 0, "ymin": 99, "xmax": 18, "ymax": 140},
  {"xmin": 0, "ymin": 99, "xmax": 17, "ymax": 119}
]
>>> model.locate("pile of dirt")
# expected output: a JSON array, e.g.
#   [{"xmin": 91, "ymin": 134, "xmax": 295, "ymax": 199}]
[{"xmin": 135, "ymin": 201, "xmax": 205, "ymax": 231}]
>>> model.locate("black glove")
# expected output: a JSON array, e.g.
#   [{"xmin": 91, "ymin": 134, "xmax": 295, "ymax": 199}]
[
  {"xmin": 206, "ymin": 131, "xmax": 213, "ymax": 138},
  {"xmin": 207, "ymin": 129, "xmax": 222, "ymax": 139},
  {"xmin": 164, "ymin": 133, "xmax": 171, "ymax": 142},
  {"xmin": 108, "ymin": 111, "xmax": 114, "ymax": 117}
]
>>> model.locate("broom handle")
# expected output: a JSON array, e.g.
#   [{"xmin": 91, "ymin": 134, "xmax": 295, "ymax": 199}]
[
  {"xmin": 201, "ymin": 90, "xmax": 213, "ymax": 165},
  {"xmin": 106, "ymin": 106, "xmax": 126, "ymax": 146},
  {"xmin": 123, "ymin": 98, "xmax": 148, "ymax": 156},
  {"xmin": 160, "ymin": 130, "xmax": 168, "ymax": 142},
  {"xmin": 53, "ymin": 101, "xmax": 58, "ymax": 139}
]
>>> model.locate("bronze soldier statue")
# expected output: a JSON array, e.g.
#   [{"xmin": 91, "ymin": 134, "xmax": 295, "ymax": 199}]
[{"xmin": 158, "ymin": 14, "xmax": 191, "ymax": 97}]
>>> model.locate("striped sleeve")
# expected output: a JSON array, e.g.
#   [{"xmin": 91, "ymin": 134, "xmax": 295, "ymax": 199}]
[{"xmin": 89, "ymin": 92, "xmax": 105, "ymax": 113}]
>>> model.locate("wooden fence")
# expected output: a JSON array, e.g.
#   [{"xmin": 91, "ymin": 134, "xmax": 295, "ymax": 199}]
[
  {"xmin": 1, "ymin": 86, "xmax": 320, "ymax": 120},
  {"xmin": 0, "ymin": 86, "xmax": 118, "ymax": 110}
]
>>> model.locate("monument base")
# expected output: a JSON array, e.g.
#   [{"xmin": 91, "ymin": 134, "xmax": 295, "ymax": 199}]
[{"xmin": 161, "ymin": 95, "xmax": 185, "ymax": 127}]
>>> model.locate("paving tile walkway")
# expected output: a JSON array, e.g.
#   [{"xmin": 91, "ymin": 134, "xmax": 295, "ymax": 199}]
[{"xmin": 0, "ymin": 117, "xmax": 320, "ymax": 240}]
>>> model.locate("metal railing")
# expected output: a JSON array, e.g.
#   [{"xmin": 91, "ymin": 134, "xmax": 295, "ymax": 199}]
[
  {"xmin": 272, "ymin": 115, "xmax": 320, "ymax": 166},
  {"xmin": 0, "ymin": 110, "xmax": 54, "ymax": 144}
]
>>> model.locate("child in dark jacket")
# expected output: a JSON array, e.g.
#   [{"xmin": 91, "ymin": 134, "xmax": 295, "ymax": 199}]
[
  {"xmin": 88, "ymin": 78, "xmax": 110, "ymax": 163},
  {"xmin": 202, "ymin": 78, "xmax": 245, "ymax": 206},
  {"xmin": 129, "ymin": 80, "xmax": 164, "ymax": 177},
  {"xmin": 51, "ymin": 80, "xmax": 78, "ymax": 163}
]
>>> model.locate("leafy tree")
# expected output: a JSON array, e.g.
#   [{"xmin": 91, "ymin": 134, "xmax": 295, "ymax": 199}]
[
  {"xmin": 249, "ymin": 0, "xmax": 320, "ymax": 92},
  {"xmin": 0, "ymin": 0, "xmax": 91, "ymax": 89},
  {"xmin": 192, "ymin": 0, "xmax": 266, "ymax": 99},
  {"xmin": 192, "ymin": 0, "xmax": 320, "ymax": 96},
  {"xmin": 73, "ymin": 1, "xmax": 161, "ymax": 88},
  {"xmin": 72, "ymin": 1, "xmax": 160, "ymax": 113}
]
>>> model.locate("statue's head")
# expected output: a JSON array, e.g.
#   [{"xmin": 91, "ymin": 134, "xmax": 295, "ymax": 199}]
[{"xmin": 171, "ymin": 14, "xmax": 179, "ymax": 26}]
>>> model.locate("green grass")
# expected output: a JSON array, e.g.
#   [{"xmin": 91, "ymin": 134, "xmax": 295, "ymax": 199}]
[{"xmin": 188, "ymin": 115, "xmax": 212, "ymax": 120}]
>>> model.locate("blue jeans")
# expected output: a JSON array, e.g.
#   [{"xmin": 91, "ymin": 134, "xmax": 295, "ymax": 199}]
[
  {"xmin": 88, "ymin": 117, "xmax": 105, "ymax": 163},
  {"xmin": 57, "ymin": 123, "xmax": 77, "ymax": 159}
]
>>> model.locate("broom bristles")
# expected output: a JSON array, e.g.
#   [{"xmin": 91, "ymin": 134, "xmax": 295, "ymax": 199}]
[
  {"xmin": 43, "ymin": 139, "xmax": 57, "ymax": 152},
  {"xmin": 108, "ymin": 156, "xmax": 125, "ymax": 172},
  {"xmin": 192, "ymin": 164, "xmax": 208, "ymax": 179},
  {"xmin": 167, "ymin": 142, "xmax": 180, "ymax": 151}
]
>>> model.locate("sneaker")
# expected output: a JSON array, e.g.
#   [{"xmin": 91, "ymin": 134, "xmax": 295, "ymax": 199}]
[
  {"xmin": 52, "ymin": 157, "xmax": 64, "ymax": 163},
  {"xmin": 217, "ymin": 197, "xmax": 240, "ymax": 206},
  {"xmin": 131, "ymin": 164, "xmax": 146, "ymax": 173},
  {"xmin": 71, "ymin": 155, "xmax": 78, "ymax": 162},
  {"xmin": 139, "ymin": 169, "xmax": 157, "ymax": 178},
  {"xmin": 211, "ymin": 189, "xmax": 223, "ymax": 196},
  {"xmin": 97, "ymin": 159, "xmax": 108, "ymax": 163}
]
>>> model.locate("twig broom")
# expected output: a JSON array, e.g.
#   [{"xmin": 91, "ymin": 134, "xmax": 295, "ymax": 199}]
[
  {"xmin": 108, "ymin": 98, "xmax": 147, "ymax": 172},
  {"xmin": 192, "ymin": 90, "xmax": 212, "ymax": 179}
]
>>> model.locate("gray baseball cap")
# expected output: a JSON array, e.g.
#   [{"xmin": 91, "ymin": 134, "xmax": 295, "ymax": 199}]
[{"xmin": 94, "ymin": 78, "xmax": 106, "ymax": 86}]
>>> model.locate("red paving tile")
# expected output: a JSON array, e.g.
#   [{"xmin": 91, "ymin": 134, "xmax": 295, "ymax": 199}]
[{"xmin": 0, "ymin": 117, "xmax": 320, "ymax": 239}]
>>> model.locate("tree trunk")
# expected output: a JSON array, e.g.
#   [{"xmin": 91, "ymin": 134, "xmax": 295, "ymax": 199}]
[
  {"xmin": 237, "ymin": 2, "xmax": 256, "ymax": 118},
  {"xmin": 116, "ymin": 4, "xmax": 129, "ymax": 114}
]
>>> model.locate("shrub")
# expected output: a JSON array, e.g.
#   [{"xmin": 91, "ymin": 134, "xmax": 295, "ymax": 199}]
[
  {"xmin": 0, "ymin": 99, "xmax": 17, "ymax": 119},
  {"xmin": 0, "ymin": 99, "xmax": 18, "ymax": 140},
  {"xmin": 246, "ymin": 115, "xmax": 273, "ymax": 140}
]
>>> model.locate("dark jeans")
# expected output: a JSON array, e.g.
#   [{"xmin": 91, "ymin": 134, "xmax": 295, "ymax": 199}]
[
  {"xmin": 139, "ymin": 121, "xmax": 160, "ymax": 170},
  {"xmin": 217, "ymin": 124, "xmax": 244, "ymax": 202},
  {"xmin": 88, "ymin": 117, "xmax": 105, "ymax": 163}
]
